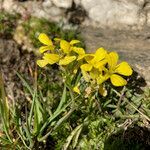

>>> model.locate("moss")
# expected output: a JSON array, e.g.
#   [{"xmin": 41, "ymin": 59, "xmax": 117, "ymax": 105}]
[{"xmin": 22, "ymin": 17, "xmax": 84, "ymax": 48}]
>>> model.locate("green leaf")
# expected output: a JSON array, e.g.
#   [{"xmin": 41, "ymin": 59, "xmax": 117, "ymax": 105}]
[
  {"xmin": 33, "ymin": 96, "xmax": 44, "ymax": 135},
  {"xmin": 72, "ymin": 125, "xmax": 83, "ymax": 148},
  {"xmin": 56, "ymin": 85, "xmax": 67, "ymax": 112},
  {"xmin": 16, "ymin": 72, "xmax": 33, "ymax": 96},
  {"xmin": 63, "ymin": 124, "xmax": 83, "ymax": 150}
]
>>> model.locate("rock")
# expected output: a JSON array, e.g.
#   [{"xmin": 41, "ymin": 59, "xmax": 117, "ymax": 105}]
[
  {"xmin": 144, "ymin": 3, "xmax": 150, "ymax": 26},
  {"xmin": 52, "ymin": 0, "xmax": 72, "ymax": 8},
  {"xmin": 1, "ymin": 0, "xmax": 150, "ymax": 28},
  {"xmin": 2, "ymin": 0, "xmax": 14, "ymax": 12},
  {"xmin": 82, "ymin": 0, "xmax": 140, "ymax": 28},
  {"xmin": 44, "ymin": 6, "xmax": 63, "ymax": 17},
  {"xmin": 147, "ymin": 11, "xmax": 150, "ymax": 26},
  {"xmin": 2, "ymin": 0, "xmax": 26, "ymax": 14},
  {"xmin": 74, "ymin": 0, "xmax": 81, "ymax": 6},
  {"xmin": 81, "ymin": 0, "xmax": 99, "ymax": 10},
  {"xmin": 42, "ymin": 0, "xmax": 52, "ymax": 8}
]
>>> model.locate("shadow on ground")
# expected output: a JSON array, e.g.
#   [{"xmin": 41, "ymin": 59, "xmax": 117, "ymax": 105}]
[
  {"xmin": 126, "ymin": 70, "xmax": 147, "ymax": 95},
  {"xmin": 104, "ymin": 125, "xmax": 150, "ymax": 150}
]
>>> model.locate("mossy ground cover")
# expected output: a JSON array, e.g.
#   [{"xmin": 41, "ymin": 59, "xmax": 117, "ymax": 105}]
[{"xmin": 0, "ymin": 11, "xmax": 150, "ymax": 150}]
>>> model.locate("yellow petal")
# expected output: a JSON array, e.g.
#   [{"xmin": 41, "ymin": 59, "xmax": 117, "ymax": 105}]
[
  {"xmin": 77, "ymin": 54, "xmax": 86, "ymax": 61},
  {"xmin": 73, "ymin": 68, "xmax": 78, "ymax": 74},
  {"xmin": 110, "ymin": 74, "xmax": 127, "ymax": 86},
  {"xmin": 115, "ymin": 62, "xmax": 133, "ymax": 76},
  {"xmin": 97, "ymin": 74, "xmax": 109, "ymax": 85},
  {"xmin": 72, "ymin": 47, "xmax": 85, "ymax": 55},
  {"xmin": 80, "ymin": 64, "xmax": 92, "ymax": 71},
  {"xmin": 59, "ymin": 56, "xmax": 76, "ymax": 65},
  {"xmin": 77, "ymin": 53, "xmax": 93, "ymax": 61},
  {"xmin": 94, "ymin": 59, "xmax": 107, "ymax": 69},
  {"xmin": 91, "ymin": 47, "xmax": 107, "ymax": 63},
  {"xmin": 37, "ymin": 59, "xmax": 49, "ymax": 67},
  {"xmin": 60, "ymin": 40, "xmax": 70, "ymax": 54},
  {"xmin": 38, "ymin": 33, "xmax": 53, "ymax": 46},
  {"xmin": 70, "ymin": 40, "xmax": 80, "ymax": 45},
  {"xmin": 39, "ymin": 45, "xmax": 55, "ymax": 53},
  {"xmin": 73, "ymin": 85, "xmax": 80, "ymax": 94},
  {"xmin": 43, "ymin": 53, "xmax": 59, "ymax": 64},
  {"xmin": 99, "ymin": 85, "xmax": 107, "ymax": 97},
  {"xmin": 107, "ymin": 52, "xmax": 119, "ymax": 69}
]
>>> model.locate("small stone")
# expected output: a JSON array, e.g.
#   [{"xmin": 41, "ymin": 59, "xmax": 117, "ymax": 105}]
[
  {"xmin": 48, "ymin": 6, "xmax": 63, "ymax": 16},
  {"xmin": 2, "ymin": 0, "xmax": 14, "ymax": 12},
  {"xmin": 52, "ymin": 0, "xmax": 72, "ymax": 8},
  {"xmin": 42, "ymin": 0, "xmax": 52, "ymax": 8},
  {"xmin": 74, "ymin": 0, "xmax": 81, "ymax": 6},
  {"xmin": 81, "ymin": 0, "xmax": 100, "ymax": 10}
]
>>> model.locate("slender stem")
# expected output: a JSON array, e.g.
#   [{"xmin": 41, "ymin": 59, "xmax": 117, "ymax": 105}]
[
  {"xmin": 95, "ymin": 92, "xmax": 102, "ymax": 113},
  {"xmin": 117, "ymin": 86, "xmax": 126, "ymax": 110}
]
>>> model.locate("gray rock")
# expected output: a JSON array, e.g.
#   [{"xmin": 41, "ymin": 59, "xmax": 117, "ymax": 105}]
[
  {"xmin": 1, "ymin": 0, "xmax": 150, "ymax": 28},
  {"xmin": 44, "ymin": 6, "xmax": 64, "ymax": 17},
  {"xmin": 42, "ymin": 0, "xmax": 52, "ymax": 8},
  {"xmin": 2, "ymin": 0, "xmax": 14, "ymax": 12},
  {"xmin": 81, "ymin": 0, "xmax": 99, "ymax": 10},
  {"xmin": 74, "ymin": 0, "xmax": 81, "ymax": 6},
  {"xmin": 52, "ymin": 0, "xmax": 72, "ymax": 8},
  {"xmin": 82, "ymin": 0, "xmax": 140, "ymax": 28}
]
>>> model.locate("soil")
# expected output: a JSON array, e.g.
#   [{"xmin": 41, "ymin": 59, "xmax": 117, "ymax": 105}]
[
  {"xmin": 0, "ymin": 38, "xmax": 36, "ymax": 101},
  {"xmin": 104, "ymin": 125, "xmax": 150, "ymax": 150}
]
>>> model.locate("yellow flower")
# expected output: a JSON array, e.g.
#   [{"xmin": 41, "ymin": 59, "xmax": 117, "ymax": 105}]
[
  {"xmin": 80, "ymin": 48, "xmax": 107, "ymax": 72},
  {"xmin": 99, "ymin": 85, "xmax": 107, "ymax": 97},
  {"xmin": 58, "ymin": 39, "xmax": 81, "ymax": 65},
  {"xmin": 38, "ymin": 33, "xmax": 55, "ymax": 53},
  {"xmin": 72, "ymin": 47, "xmax": 86, "ymax": 60},
  {"xmin": 56, "ymin": 39, "xmax": 81, "ymax": 65},
  {"xmin": 106, "ymin": 52, "xmax": 133, "ymax": 86},
  {"xmin": 60, "ymin": 39, "xmax": 80, "ymax": 54},
  {"xmin": 37, "ymin": 53, "xmax": 60, "ymax": 67},
  {"xmin": 80, "ymin": 48, "xmax": 107, "ymax": 83},
  {"xmin": 73, "ymin": 85, "xmax": 80, "ymax": 94},
  {"xmin": 59, "ymin": 56, "xmax": 76, "ymax": 66}
]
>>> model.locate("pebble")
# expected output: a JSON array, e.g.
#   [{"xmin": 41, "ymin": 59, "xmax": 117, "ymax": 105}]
[{"xmin": 52, "ymin": 0, "xmax": 72, "ymax": 8}]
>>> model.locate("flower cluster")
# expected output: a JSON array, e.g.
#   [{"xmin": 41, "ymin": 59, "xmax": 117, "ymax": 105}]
[{"xmin": 37, "ymin": 33, "xmax": 133, "ymax": 95}]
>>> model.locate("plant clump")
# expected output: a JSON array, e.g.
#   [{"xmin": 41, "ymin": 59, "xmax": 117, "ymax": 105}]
[{"xmin": 37, "ymin": 33, "xmax": 133, "ymax": 97}]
